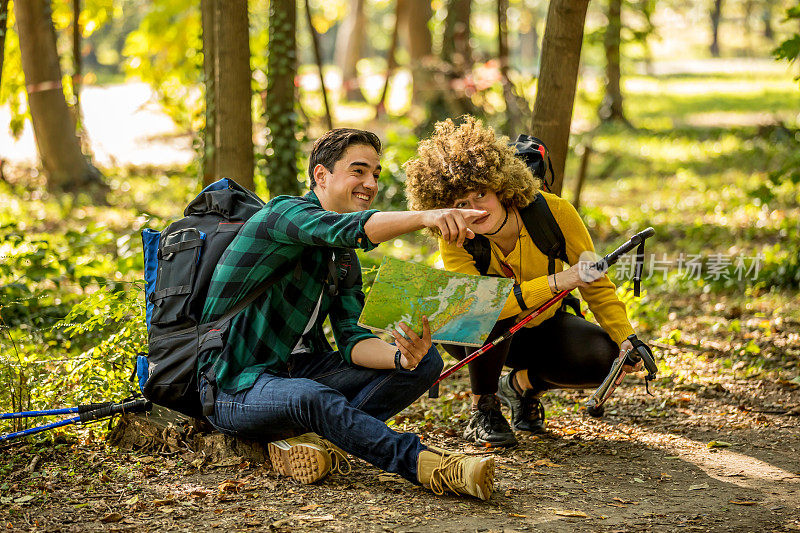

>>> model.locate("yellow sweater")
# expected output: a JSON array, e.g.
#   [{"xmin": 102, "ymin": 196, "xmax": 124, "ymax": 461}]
[{"xmin": 439, "ymin": 192, "xmax": 634, "ymax": 346}]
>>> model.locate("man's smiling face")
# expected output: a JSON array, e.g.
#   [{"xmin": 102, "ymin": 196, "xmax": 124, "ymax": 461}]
[{"xmin": 314, "ymin": 144, "xmax": 381, "ymax": 213}]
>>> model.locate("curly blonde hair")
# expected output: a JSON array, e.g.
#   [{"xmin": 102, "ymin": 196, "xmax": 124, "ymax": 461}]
[{"xmin": 404, "ymin": 116, "xmax": 539, "ymax": 212}]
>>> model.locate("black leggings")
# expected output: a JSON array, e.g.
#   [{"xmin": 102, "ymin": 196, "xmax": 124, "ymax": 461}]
[{"xmin": 441, "ymin": 311, "xmax": 619, "ymax": 396}]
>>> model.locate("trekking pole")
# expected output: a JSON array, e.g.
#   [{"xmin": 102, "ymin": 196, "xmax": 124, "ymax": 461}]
[
  {"xmin": 0, "ymin": 398, "xmax": 151, "ymax": 443},
  {"xmin": 434, "ymin": 227, "xmax": 655, "ymax": 386}
]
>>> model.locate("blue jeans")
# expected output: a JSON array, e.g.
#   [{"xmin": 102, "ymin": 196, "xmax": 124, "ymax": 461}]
[{"xmin": 201, "ymin": 346, "xmax": 443, "ymax": 483}]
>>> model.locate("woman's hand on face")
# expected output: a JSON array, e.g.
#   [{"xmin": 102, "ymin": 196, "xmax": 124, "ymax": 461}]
[
  {"xmin": 555, "ymin": 261, "xmax": 605, "ymax": 292},
  {"xmin": 421, "ymin": 208, "xmax": 487, "ymax": 247}
]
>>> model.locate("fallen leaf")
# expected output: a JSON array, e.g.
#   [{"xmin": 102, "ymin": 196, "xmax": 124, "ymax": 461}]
[
  {"xmin": 13, "ymin": 495, "xmax": 34, "ymax": 504},
  {"xmin": 212, "ymin": 456, "xmax": 244, "ymax": 468},
  {"xmin": 189, "ymin": 489, "xmax": 210, "ymax": 500},
  {"xmin": 612, "ymin": 497, "xmax": 639, "ymax": 505},
  {"xmin": 294, "ymin": 514, "xmax": 335, "ymax": 521},
  {"xmin": 100, "ymin": 512, "xmax": 123, "ymax": 523},
  {"xmin": 124, "ymin": 495, "xmax": 139, "ymax": 506},
  {"xmin": 729, "ymin": 500, "xmax": 758, "ymax": 505},
  {"xmin": 299, "ymin": 504, "xmax": 320, "ymax": 511},
  {"xmin": 508, "ymin": 513, "xmax": 527, "ymax": 518},
  {"xmin": 689, "ymin": 483, "xmax": 709, "ymax": 490},
  {"xmin": 707, "ymin": 440, "xmax": 734, "ymax": 448},
  {"xmin": 218, "ymin": 479, "xmax": 243, "ymax": 493},
  {"xmin": 554, "ymin": 510, "xmax": 588, "ymax": 518},
  {"xmin": 633, "ymin": 477, "xmax": 644, "ymax": 483},
  {"xmin": 532, "ymin": 459, "xmax": 563, "ymax": 468}
]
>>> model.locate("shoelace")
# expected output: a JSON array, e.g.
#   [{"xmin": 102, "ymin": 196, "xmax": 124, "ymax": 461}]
[
  {"xmin": 324, "ymin": 444, "xmax": 352, "ymax": 475},
  {"xmin": 428, "ymin": 453, "xmax": 465, "ymax": 496},
  {"xmin": 522, "ymin": 397, "xmax": 545, "ymax": 422},
  {"xmin": 483, "ymin": 408, "xmax": 508, "ymax": 431}
]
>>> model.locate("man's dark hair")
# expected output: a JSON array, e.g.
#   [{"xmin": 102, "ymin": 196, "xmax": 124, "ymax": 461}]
[{"xmin": 308, "ymin": 128, "xmax": 382, "ymax": 188}]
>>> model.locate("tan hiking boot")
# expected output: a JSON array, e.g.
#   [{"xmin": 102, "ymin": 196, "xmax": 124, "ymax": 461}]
[
  {"xmin": 267, "ymin": 433, "xmax": 350, "ymax": 484},
  {"xmin": 417, "ymin": 446, "xmax": 495, "ymax": 500}
]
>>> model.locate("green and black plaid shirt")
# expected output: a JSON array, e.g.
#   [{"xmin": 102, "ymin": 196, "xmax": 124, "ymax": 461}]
[{"xmin": 199, "ymin": 190, "xmax": 379, "ymax": 394}]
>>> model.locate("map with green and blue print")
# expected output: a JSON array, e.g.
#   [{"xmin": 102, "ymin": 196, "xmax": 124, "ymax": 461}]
[{"xmin": 358, "ymin": 257, "xmax": 514, "ymax": 347}]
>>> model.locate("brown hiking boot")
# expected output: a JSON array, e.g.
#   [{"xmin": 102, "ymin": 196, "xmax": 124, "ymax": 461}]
[
  {"xmin": 268, "ymin": 433, "xmax": 350, "ymax": 484},
  {"xmin": 417, "ymin": 446, "xmax": 495, "ymax": 500}
]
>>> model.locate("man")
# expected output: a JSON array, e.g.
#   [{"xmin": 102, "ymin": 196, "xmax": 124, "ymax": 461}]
[{"xmin": 198, "ymin": 129, "xmax": 495, "ymax": 500}]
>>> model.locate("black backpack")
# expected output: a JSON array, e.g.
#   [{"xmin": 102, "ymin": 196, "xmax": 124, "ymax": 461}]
[
  {"xmin": 137, "ymin": 178, "xmax": 267, "ymax": 418},
  {"xmin": 461, "ymin": 134, "xmax": 582, "ymax": 316},
  {"xmin": 137, "ymin": 179, "xmax": 358, "ymax": 418}
]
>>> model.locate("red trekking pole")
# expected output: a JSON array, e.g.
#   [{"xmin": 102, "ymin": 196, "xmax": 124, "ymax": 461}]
[{"xmin": 434, "ymin": 227, "xmax": 655, "ymax": 386}]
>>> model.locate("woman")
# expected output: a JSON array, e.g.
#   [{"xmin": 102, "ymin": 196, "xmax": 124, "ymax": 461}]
[{"xmin": 404, "ymin": 116, "xmax": 642, "ymax": 447}]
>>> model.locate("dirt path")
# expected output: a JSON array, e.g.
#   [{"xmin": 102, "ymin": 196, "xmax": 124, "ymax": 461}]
[{"xmin": 2, "ymin": 373, "xmax": 798, "ymax": 532}]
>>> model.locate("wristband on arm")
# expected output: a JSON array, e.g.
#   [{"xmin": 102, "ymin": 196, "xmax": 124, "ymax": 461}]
[{"xmin": 394, "ymin": 349, "xmax": 404, "ymax": 370}]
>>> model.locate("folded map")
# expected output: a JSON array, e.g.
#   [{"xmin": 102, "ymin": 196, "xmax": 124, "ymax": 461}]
[{"xmin": 358, "ymin": 257, "xmax": 514, "ymax": 347}]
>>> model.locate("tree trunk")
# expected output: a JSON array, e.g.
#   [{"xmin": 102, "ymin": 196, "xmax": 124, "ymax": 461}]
[
  {"xmin": 398, "ymin": 0, "xmax": 433, "ymax": 106},
  {"xmin": 200, "ymin": 0, "xmax": 217, "ymax": 187},
  {"xmin": 213, "ymin": 0, "xmax": 254, "ymax": 190},
  {"xmin": 72, "ymin": 0, "xmax": 81, "ymax": 112},
  {"xmin": 762, "ymin": 6, "xmax": 773, "ymax": 41},
  {"xmin": 498, "ymin": 0, "xmax": 526, "ymax": 135},
  {"xmin": 519, "ymin": 10, "xmax": 540, "ymax": 68},
  {"xmin": 265, "ymin": 0, "xmax": 301, "ymax": 197},
  {"xmin": 375, "ymin": 1, "xmax": 401, "ymax": 118},
  {"xmin": 710, "ymin": 0, "xmax": 723, "ymax": 57},
  {"xmin": 304, "ymin": 0, "xmax": 333, "ymax": 130},
  {"xmin": 530, "ymin": 0, "xmax": 590, "ymax": 196},
  {"xmin": 334, "ymin": 0, "xmax": 366, "ymax": 101},
  {"xmin": 442, "ymin": 0, "xmax": 472, "ymax": 69},
  {"xmin": 15, "ymin": 0, "xmax": 103, "ymax": 193},
  {"xmin": 0, "ymin": 0, "xmax": 9, "ymax": 90},
  {"xmin": 599, "ymin": 0, "xmax": 627, "ymax": 124}
]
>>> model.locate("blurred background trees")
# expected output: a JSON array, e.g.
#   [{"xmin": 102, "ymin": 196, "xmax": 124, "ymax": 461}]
[{"xmin": 2, "ymin": 0, "xmax": 797, "ymax": 198}]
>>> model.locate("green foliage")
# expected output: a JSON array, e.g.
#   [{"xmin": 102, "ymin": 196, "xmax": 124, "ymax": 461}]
[
  {"xmin": 773, "ymin": 5, "xmax": 800, "ymax": 82},
  {"xmin": 122, "ymin": 0, "xmax": 202, "ymax": 132}
]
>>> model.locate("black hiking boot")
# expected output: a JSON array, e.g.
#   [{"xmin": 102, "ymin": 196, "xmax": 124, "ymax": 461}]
[
  {"xmin": 463, "ymin": 394, "xmax": 518, "ymax": 448},
  {"xmin": 497, "ymin": 372, "xmax": 546, "ymax": 433}
]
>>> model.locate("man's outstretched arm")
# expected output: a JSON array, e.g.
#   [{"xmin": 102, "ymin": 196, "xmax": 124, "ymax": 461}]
[{"xmin": 364, "ymin": 209, "xmax": 487, "ymax": 248}]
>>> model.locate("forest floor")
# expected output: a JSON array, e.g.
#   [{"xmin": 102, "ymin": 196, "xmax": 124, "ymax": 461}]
[{"xmin": 2, "ymin": 294, "xmax": 799, "ymax": 533}]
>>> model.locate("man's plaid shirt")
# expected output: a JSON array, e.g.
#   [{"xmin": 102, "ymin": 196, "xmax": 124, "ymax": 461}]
[{"xmin": 199, "ymin": 190, "xmax": 379, "ymax": 394}]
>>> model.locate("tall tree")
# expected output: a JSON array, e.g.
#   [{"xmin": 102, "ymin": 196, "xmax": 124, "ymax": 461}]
[
  {"xmin": 200, "ymin": 0, "xmax": 217, "ymax": 186},
  {"xmin": 15, "ymin": 0, "xmax": 102, "ymax": 193},
  {"xmin": 213, "ymin": 0, "xmax": 253, "ymax": 190},
  {"xmin": 599, "ymin": 0, "xmax": 628, "ymax": 124},
  {"xmin": 710, "ymin": 0, "xmax": 723, "ymax": 57},
  {"xmin": 72, "ymin": 0, "xmax": 81, "ymax": 112},
  {"xmin": 265, "ymin": 0, "xmax": 301, "ymax": 197},
  {"xmin": 442, "ymin": 0, "xmax": 472, "ymax": 69},
  {"xmin": 335, "ymin": 0, "xmax": 366, "ymax": 101},
  {"xmin": 304, "ymin": 0, "xmax": 333, "ymax": 130},
  {"xmin": 0, "ymin": 0, "xmax": 9, "ymax": 90},
  {"xmin": 530, "ymin": 0, "xmax": 590, "ymax": 195},
  {"xmin": 398, "ymin": 0, "xmax": 433, "ymax": 105},
  {"xmin": 498, "ymin": 0, "xmax": 528, "ymax": 135}
]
